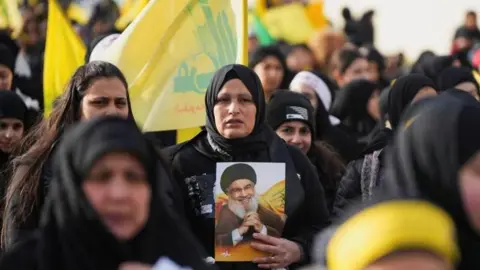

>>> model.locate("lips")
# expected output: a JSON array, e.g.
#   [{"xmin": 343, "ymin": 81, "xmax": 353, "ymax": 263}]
[
  {"xmin": 103, "ymin": 213, "xmax": 129, "ymax": 226},
  {"xmin": 225, "ymin": 119, "xmax": 243, "ymax": 125}
]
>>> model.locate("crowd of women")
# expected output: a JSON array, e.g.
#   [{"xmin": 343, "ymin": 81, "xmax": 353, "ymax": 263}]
[{"xmin": 0, "ymin": 2, "xmax": 479, "ymax": 270}]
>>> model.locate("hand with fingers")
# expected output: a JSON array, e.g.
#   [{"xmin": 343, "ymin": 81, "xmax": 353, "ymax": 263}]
[
  {"xmin": 251, "ymin": 233, "xmax": 302, "ymax": 269},
  {"xmin": 238, "ymin": 212, "xmax": 263, "ymax": 235}
]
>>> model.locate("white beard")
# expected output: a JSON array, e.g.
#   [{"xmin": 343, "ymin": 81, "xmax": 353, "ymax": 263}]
[{"xmin": 228, "ymin": 195, "xmax": 259, "ymax": 219}]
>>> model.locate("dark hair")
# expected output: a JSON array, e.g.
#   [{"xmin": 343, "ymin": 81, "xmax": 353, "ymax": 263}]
[
  {"xmin": 2, "ymin": 61, "xmax": 129, "ymax": 247},
  {"xmin": 329, "ymin": 47, "xmax": 365, "ymax": 76},
  {"xmin": 248, "ymin": 45, "xmax": 287, "ymax": 71},
  {"xmin": 308, "ymin": 141, "xmax": 345, "ymax": 201},
  {"xmin": 248, "ymin": 45, "xmax": 292, "ymax": 89},
  {"xmin": 466, "ymin": 11, "xmax": 477, "ymax": 18}
]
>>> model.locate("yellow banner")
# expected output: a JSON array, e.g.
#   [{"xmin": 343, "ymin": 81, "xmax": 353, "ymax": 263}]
[
  {"xmin": 43, "ymin": 0, "xmax": 86, "ymax": 116},
  {"xmin": 262, "ymin": 3, "xmax": 315, "ymax": 44},
  {"xmin": 91, "ymin": 0, "xmax": 248, "ymax": 132}
]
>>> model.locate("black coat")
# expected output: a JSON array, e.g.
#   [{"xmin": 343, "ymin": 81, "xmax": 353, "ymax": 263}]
[{"xmin": 162, "ymin": 133, "xmax": 330, "ymax": 270}]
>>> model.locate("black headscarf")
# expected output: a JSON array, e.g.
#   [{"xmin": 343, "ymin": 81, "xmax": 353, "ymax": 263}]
[
  {"xmin": 0, "ymin": 91, "xmax": 27, "ymax": 124},
  {"xmin": 387, "ymin": 74, "xmax": 436, "ymax": 128},
  {"xmin": 383, "ymin": 95, "xmax": 480, "ymax": 269},
  {"xmin": 0, "ymin": 45, "xmax": 15, "ymax": 73},
  {"xmin": 442, "ymin": 88, "xmax": 480, "ymax": 105},
  {"xmin": 422, "ymin": 55, "xmax": 455, "ymax": 83},
  {"xmin": 378, "ymin": 86, "xmax": 391, "ymax": 122},
  {"xmin": 35, "ymin": 117, "xmax": 209, "ymax": 270},
  {"xmin": 438, "ymin": 66, "xmax": 480, "ymax": 93},
  {"xmin": 410, "ymin": 50, "xmax": 436, "ymax": 75},
  {"xmin": 205, "ymin": 64, "xmax": 269, "ymax": 154},
  {"xmin": 330, "ymin": 79, "xmax": 378, "ymax": 139}
]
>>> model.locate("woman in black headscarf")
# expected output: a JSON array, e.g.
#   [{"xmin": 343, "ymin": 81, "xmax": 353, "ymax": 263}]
[
  {"xmin": 382, "ymin": 94, "xmax": 480, "ymax": 269},
  {"xmin": 332, "ymin": 74, "xmax": 437, "ymax": 217},
  {"xmin": 330, "ymin": 79, "xmax": 380, "ymax": 145},
  {"xmin": 163, "ymin": 64, "xmax": 330, "ymax": 269},
  {"xmin": 0, "ymin": 116, "xmax": 210, "ymax": 270},
  {"xmin": 0, "ymin": 91, "xmax": 27, "ymax": 238},
  {"xmin": 438, "ymin": 66, "xmax": 480, "ymax": 100},
  {"xmin": 2, "ymin": 61, "xmax": 137, "ymax": 250},
  {"xmin": 266, "ymin": 90, "xmax": 345, "ymax": 213}
]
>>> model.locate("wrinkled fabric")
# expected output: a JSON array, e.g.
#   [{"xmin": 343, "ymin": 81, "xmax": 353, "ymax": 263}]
[{"xmin": 383, "ymin": 95, "xmax": 480, "ymax": 269}]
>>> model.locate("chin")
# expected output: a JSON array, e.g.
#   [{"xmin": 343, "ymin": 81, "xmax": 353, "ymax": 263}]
[{"xmin": 222, "ymin": 129, "xmax": 249, "ymax": 139}]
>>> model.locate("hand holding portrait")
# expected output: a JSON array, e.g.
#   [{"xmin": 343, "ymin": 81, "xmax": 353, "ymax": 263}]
[{"xmin": 251, "ymin": 233, "xmax": 302, "ymax": 269}]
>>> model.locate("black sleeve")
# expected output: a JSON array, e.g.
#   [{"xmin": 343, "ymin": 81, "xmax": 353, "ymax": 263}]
[
  {"xmin": 331, "ymin": 160, "xmax": 362, "ymax": 219},
  {"xmin": 0, "ymin": 234, "xmax": 38, "ymax": 269},
  {"xmin": 2, "ymin": 192, "xmax": 39, "ymax": 251},
  {"xmin": 288, "ymin": 146, "xmax": 330, "ymax": 266}
]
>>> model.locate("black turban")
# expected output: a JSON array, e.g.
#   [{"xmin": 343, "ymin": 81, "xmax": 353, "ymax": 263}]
[{"xmin": 220, "ymin": 163, "xmax": 257, "ymax": 193}]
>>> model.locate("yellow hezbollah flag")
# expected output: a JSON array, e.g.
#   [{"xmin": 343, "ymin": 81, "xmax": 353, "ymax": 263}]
[
  {"xmin": 92, "ymin": 0, "xmax": 248, "ymax": 132},
  {"xmin": 44, "ymin": 0, "xmax": 86, "ymax": 116}
]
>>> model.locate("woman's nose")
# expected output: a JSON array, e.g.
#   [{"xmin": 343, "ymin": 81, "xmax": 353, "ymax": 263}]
[
  {"xmin": 227, "ymin": 101, "xmax": 240, "ymax": 114},
  {"xmin": 290, "ymin": 133, "xmax": 302, "ymax": 144},
  {"xmin": 5, "ymin": 128, "xmax": 13, "ymax": 138}
]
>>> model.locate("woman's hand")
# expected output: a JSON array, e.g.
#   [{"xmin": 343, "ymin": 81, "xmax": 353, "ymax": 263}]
[
  {"xmin": 118, "ymin": 262, "xmax": 152, "ymax": 270},
  {"xmin": 251, "ymin": 233, "xmax": 302, "ymax": 269}
]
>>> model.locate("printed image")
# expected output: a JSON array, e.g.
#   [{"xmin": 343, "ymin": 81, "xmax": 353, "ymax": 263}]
[{"xmin": 214, "ymin": 162, "xmax": 286, "ymax": 262}]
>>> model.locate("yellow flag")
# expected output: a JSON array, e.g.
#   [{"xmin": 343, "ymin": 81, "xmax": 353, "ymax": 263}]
[
  {"xmin": 305, "ymin": 0, "xmax": 327, "ymax": 30},
  {"xmin": 0, "ymin": 0, "xmax": 23, "ymax": 37},
  {"xmin": 92, "ymin": 0, "xmax": 248, "ymax": 132},
  {"xmin": 176, "ymin": 127, "xmax": 202, "ymax": 144},
  {"xmin": 262, "ymin": 3, "xmax": 315, "ymax": 44},
  {"xmin": 43, "ymin": 0, "xmax": 86, "ymax": 116},
  {"xmin": 115, "ymin": 0, "xmax": 148, "ymax": 30},
  {"xmin": 67, "ymin": 2, "xmax": 89, "ymax": 25},
  {"xmin": 474, "ymin": 70, "xmax": 480, "ymax": 85}
]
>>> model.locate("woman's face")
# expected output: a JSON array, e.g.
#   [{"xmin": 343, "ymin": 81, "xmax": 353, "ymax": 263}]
[
  {"xmin": 367, "ymin": 89, "xmax": 381, "ymax": 120},
  {"xmin": 253, "ymin": 56, "xmax": 284, "ymax": 97},
  {"xmin": 412, "ymin": 86, "xmax": 438, "ymax": 103},
  {"xmin": 455, "ymin": 82, "xmax": 480, "ymax": 101},
  {"xmin": 365, "ymin": 251, "xmax": 452, "ymax": 270},
  {"xmin": 338, "ymin": 58, "xmax": 369, "ymax": 87},
  {"xmin": 80, "ymin": 77, "xmax": 129, "ymax": 121},
  {"xmin": 0, "ymin": 65, "xmax": 13, "ymax": 90},
  {"xmin": 275, "ymin": 121, "xmax": 312, "ymax": 154},
  {"xmin": 290, "ymin": 84, "xmax": 319, "ymax": 110},
  {"xmin": 83, "ymin": 152, "xmax": 151, "ymax": 240},
  {"xmin": 287, "ymin": 48, "xmax": 315, "ymax": 72},
  {"xmin": 459, "ymin": 151, "xmax": 480, "ymax": 233},
  {"xmin": 213, "ymin": 79, "xmax": 257, "ymax": 139},
  {"xmin": 0, "ymin": 118, "xmax": 24, "ymax": 153}
]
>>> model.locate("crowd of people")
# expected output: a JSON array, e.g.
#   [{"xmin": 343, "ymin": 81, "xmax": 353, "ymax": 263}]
[{"xmin": 0, "ymin": 0, "xmax": 479, "ymax": 269}]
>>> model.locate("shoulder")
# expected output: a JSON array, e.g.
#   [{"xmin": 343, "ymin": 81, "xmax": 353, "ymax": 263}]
[
  {"xmin": 162, "ymin": 141, "xmax": 193, "ymax": 162},
  {"xmin": 286, "ymin": 145, "xmax": 310, "ymax": 163},
  {"xmin": 286, "ymin": 145, "xmax": 314, "ymax": 172}
]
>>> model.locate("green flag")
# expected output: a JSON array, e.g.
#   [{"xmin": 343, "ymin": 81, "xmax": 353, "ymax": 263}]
[{"xmin": 251, "ymin": 13, "xmax": 275, "ymax": 46}]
